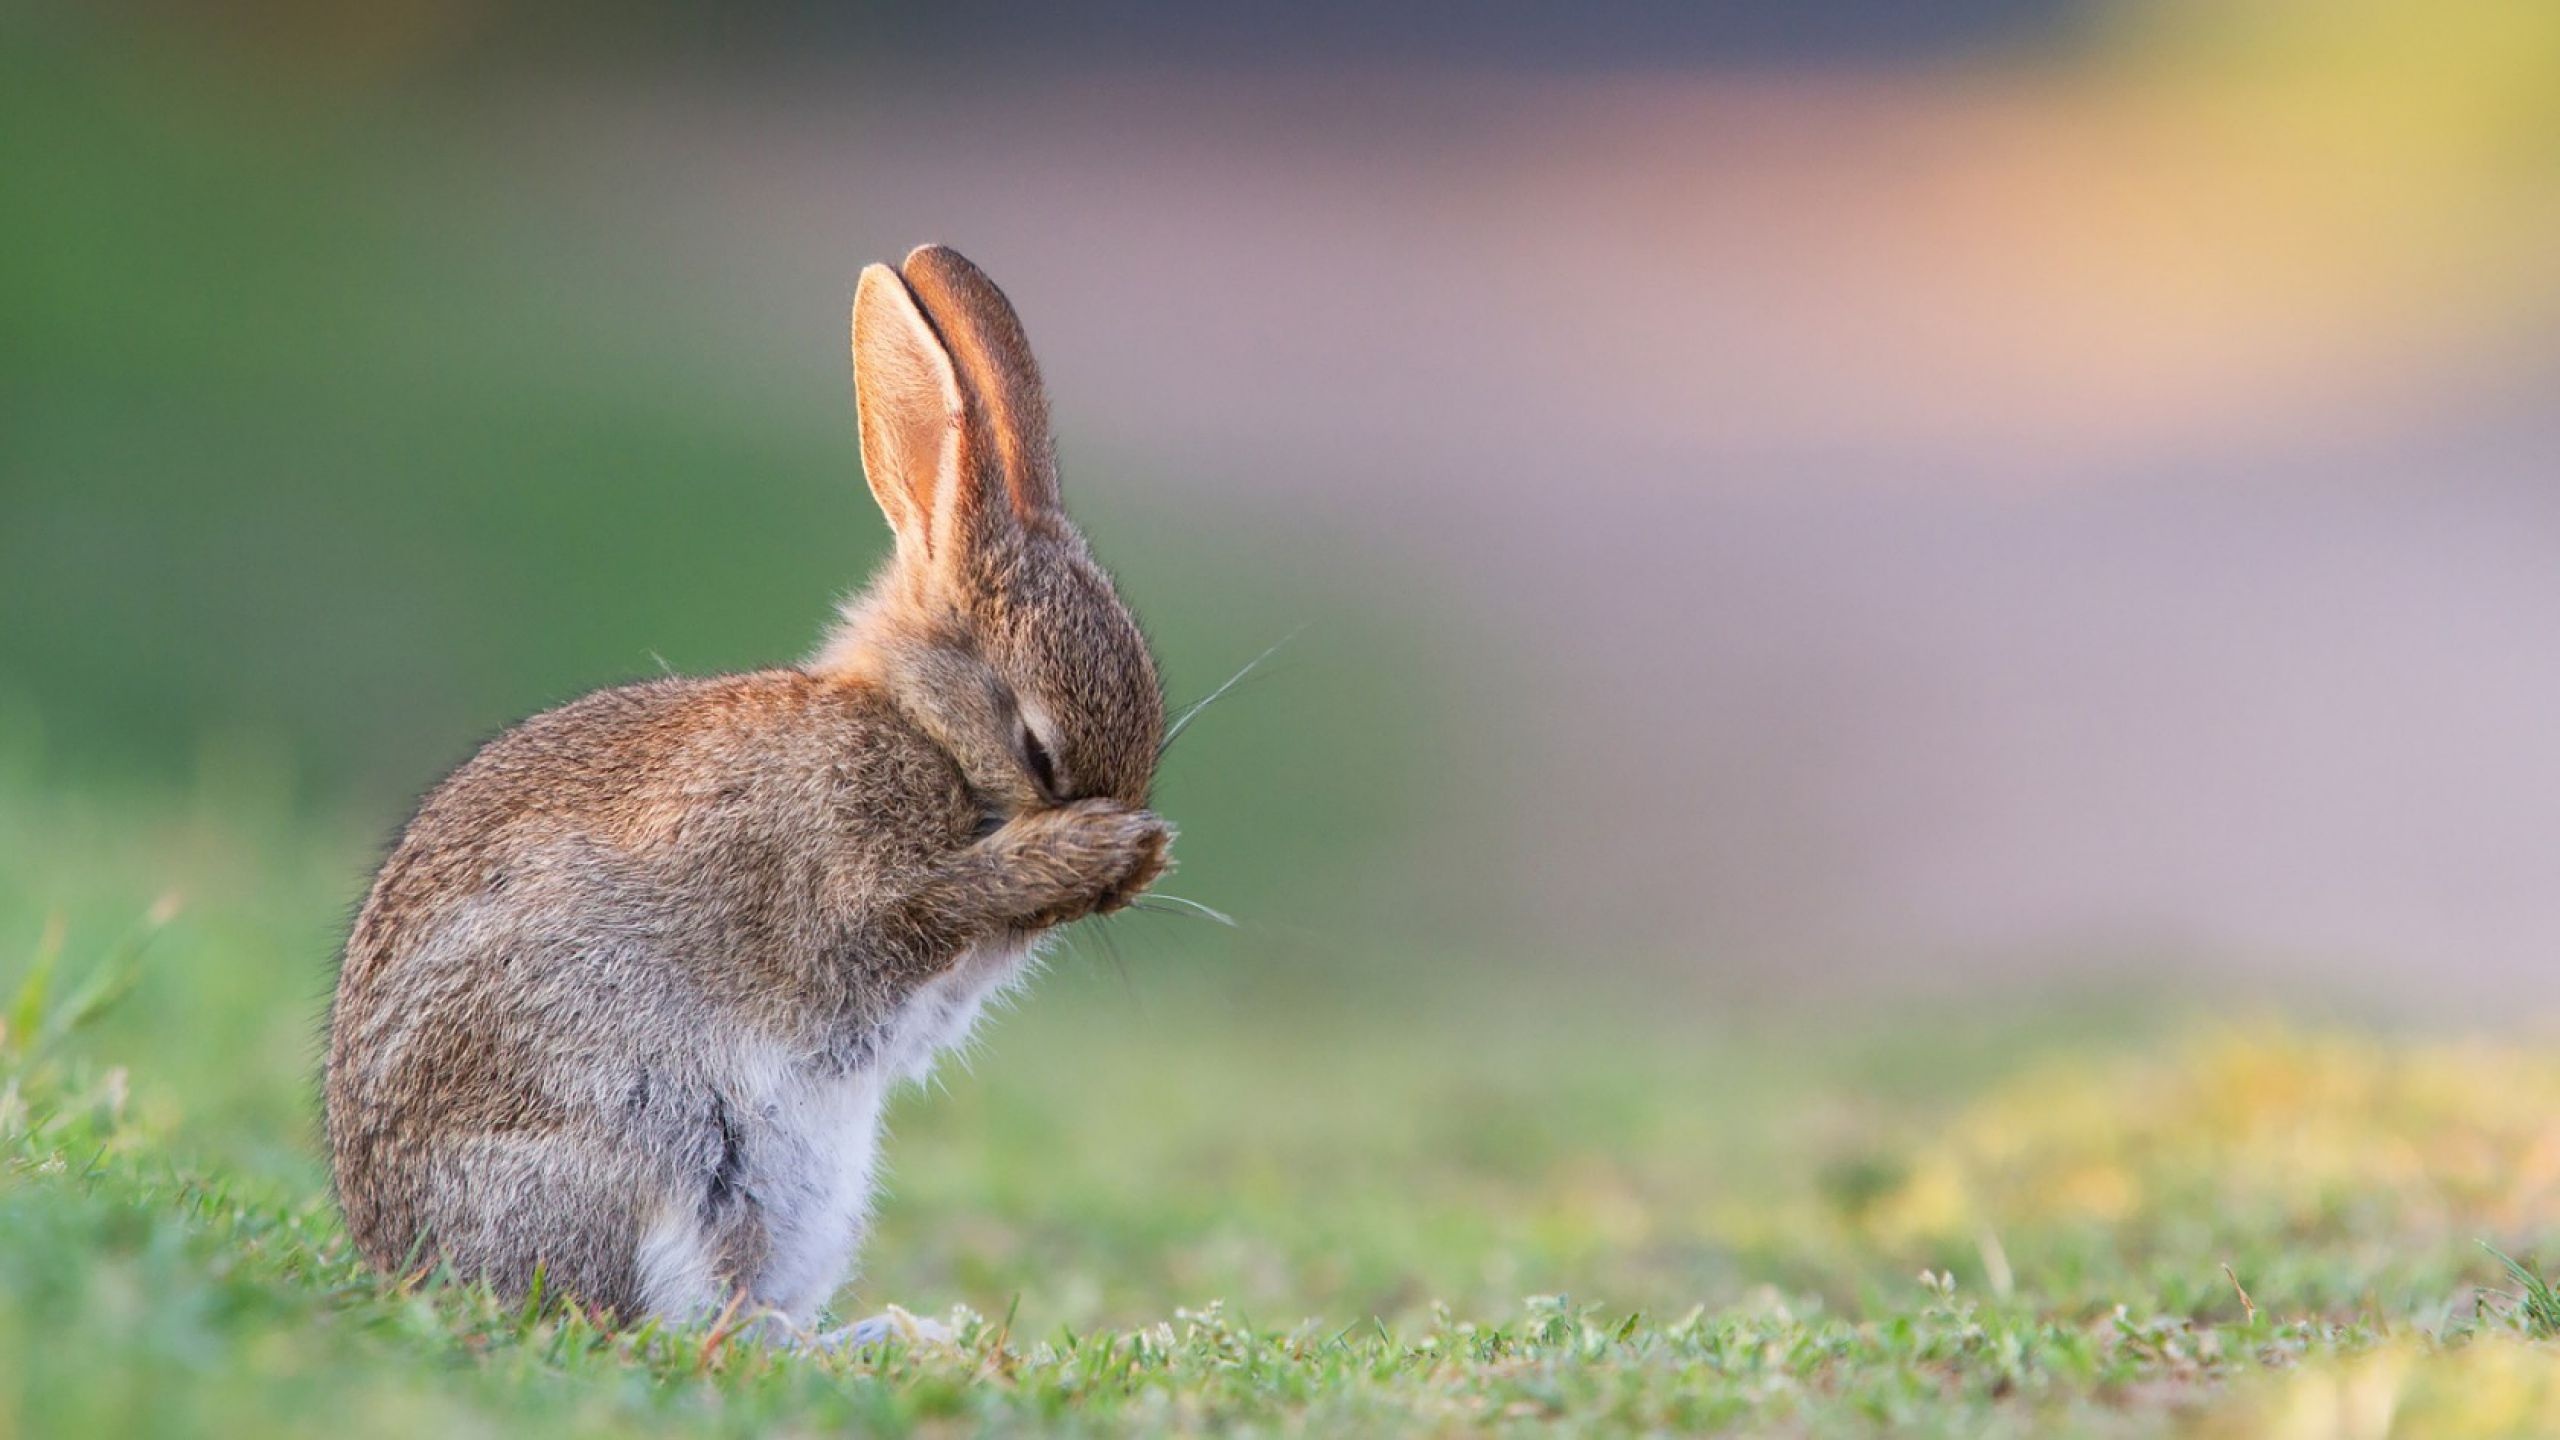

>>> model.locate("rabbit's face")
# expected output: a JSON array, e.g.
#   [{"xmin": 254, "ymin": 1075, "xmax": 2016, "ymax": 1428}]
[
  {"xmin": 876, "ymin": 533, "xmax": 1161, "ymax": 821},
  {"xmin": 980, "ymin": 533, "xmax": 1163, "ymax": 809},
  {"xmin": 833, "ymin": 245, "xmax": 1165, "ymax": 821}
]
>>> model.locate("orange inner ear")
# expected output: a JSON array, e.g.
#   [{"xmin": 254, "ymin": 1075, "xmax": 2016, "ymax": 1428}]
[{"xmin": 851, "ymin": 264, "xmax": 968, "ymax": 560}]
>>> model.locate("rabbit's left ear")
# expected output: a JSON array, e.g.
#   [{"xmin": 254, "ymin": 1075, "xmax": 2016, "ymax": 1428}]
[
  {"xmin": 851, "ymin": 262, "xmax": 968, "ymax": 565},
  {"xmin": 898, "ymin": 245, "xmax": 1063, "ymax": 523}
]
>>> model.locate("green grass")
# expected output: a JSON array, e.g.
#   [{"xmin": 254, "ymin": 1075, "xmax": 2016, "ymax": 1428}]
[{"xmin": 13, "ymin": 757, "xmax": 2560, "ymax": 1436}]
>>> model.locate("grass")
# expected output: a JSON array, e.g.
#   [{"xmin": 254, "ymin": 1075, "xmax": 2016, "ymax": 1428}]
[{"xmin": 11, "ymin": 757, "xmax": 2560, "ymax": 1436}]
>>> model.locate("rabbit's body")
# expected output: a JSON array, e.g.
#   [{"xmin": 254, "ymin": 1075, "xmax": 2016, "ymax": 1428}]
[{"xmin": 326, "ymin": 247, "xmax": 1173, "ymax": 1329}]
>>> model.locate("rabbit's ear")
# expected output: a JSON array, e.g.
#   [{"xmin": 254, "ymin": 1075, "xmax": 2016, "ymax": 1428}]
[
  {"xmin": 852, "ymin": 262, "xmax": 968, "ymax": 563},
  {"xmin": 897, "ymin": 245, "xmax": 1063, "ymax": 522}
]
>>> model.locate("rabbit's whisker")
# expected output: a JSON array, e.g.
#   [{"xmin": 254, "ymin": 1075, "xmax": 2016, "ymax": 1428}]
[
  {"xmin": 1131, "ymin": 893, "xmax": 1236, "ymax": 928},
  {"xmin": 1082, "ymin": 912, "xmax": 1138, "ymax": 999},
  {"xmin": 1161, "ymin": 626, "xmax": 1305, "ymax": 756}
]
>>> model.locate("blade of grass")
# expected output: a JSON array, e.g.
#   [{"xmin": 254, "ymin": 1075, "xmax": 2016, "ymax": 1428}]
[
  {"xmin": 6, "ymin": 912, "xmax": 66, "ymax": 1057},
  {"xmin": 35, "ymin": 893, "xmax": 181, "ymax": 1062}
]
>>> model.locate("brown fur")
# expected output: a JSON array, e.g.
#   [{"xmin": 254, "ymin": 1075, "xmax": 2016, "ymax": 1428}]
[{"xmin": 324, "ymin": 247, "xmax": 1169, "ymax": 1324}]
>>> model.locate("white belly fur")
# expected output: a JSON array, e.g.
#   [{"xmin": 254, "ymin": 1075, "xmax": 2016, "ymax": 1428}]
[{"xmin": 635, "ymin": 937, "xmax": 1040, "ymax": 1325}]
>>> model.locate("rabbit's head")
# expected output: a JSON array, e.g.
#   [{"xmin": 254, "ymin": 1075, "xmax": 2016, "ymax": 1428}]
[{"xmin": 819, "ymin": 246, "xmax": 1164, "ymax": 817}]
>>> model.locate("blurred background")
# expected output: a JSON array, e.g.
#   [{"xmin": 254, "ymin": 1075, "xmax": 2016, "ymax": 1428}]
[
  {"xmin": 7, "ymin": 0, "xmax": 2559, "ymax": 1019},
  {"xmin": 13, "ymin": 0, "xmax": 2560, "ymax": 1366}
]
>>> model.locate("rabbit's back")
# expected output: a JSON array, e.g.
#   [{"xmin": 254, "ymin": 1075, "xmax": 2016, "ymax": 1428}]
[{"xmin": 324, "ymin": 668, "xmax": 974, "ymax": 1310}]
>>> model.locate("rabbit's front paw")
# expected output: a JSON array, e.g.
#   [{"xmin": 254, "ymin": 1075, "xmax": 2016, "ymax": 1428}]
[
  {"xmin": 997, "ymin": 800, "xmax": 1172, "ymax": 927},
  {"xmin": 1089, "ymin": 806, "xmax": 1172, "ymax": 916}
]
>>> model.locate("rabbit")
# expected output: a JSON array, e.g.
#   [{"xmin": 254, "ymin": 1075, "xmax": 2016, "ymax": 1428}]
[{"xmin": 323, "ymin": 245, "xmax": 1172, "ymax": 1338}]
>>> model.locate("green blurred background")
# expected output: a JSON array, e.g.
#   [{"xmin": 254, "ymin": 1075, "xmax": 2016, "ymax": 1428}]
[{"xmin": 2, "ymin": 2, "xmax": 1501, "ymax": 965}]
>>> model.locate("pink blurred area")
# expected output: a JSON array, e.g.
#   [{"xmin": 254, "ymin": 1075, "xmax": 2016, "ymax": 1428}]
[
  {"xmin": 253, "ymin": 2, "xmax": 2560, "ymax": 994},
  {"xmin": 488, "ymin": 17, "xmax": 2559, "ymax": 997}
]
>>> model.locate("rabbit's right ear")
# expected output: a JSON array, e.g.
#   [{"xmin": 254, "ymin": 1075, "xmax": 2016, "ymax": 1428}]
[{"xmin": 852, "ymin": 263, "xmax": 966, "ymax": 565}]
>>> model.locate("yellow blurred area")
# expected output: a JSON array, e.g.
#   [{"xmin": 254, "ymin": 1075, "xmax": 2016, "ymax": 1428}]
[
  {"xmin": 2099, "ymin": 0, "xmax": 2560, "ymax": 342},
  {"xmin": 1855, "ymin": 1026, "xmax": 2560, "ymax": 1254},
  {"xmin": 2202, "ymin": 1339, "xmax": 2560, "ymax": 1439},
  {"xmin": 1821, "ymin": 0, "xmax": 2560, "ymax": 455},
  {"xmin": 2117, "ymin": 0, "xmax": 2560, "ymax": 184}
]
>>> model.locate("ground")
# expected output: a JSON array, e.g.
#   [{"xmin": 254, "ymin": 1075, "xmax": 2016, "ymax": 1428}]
[{"xmin": 9, "ymin": 761, "xmax": 2560, "ymax": 1437}]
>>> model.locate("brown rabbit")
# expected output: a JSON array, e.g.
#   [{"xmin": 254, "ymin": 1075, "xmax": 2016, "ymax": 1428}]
[{"xmin": 324, "ymin": 245, "xmax": 1170, "ymax": 1338}]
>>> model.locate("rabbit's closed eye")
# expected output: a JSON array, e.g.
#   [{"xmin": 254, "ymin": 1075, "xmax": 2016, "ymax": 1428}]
[{"xmin": 1019, "ymin": 723, "xmax": 1060, "ymax": 797}]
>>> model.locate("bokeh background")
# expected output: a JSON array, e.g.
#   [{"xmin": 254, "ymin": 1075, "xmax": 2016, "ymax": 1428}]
[
  {"xmin": 7, "ymin": 0, "xmax": 2560, "ymax": 1342},
  {"xmin": 12, "ymin": 0, "xmax": 2559, "ymax": 1005}
]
